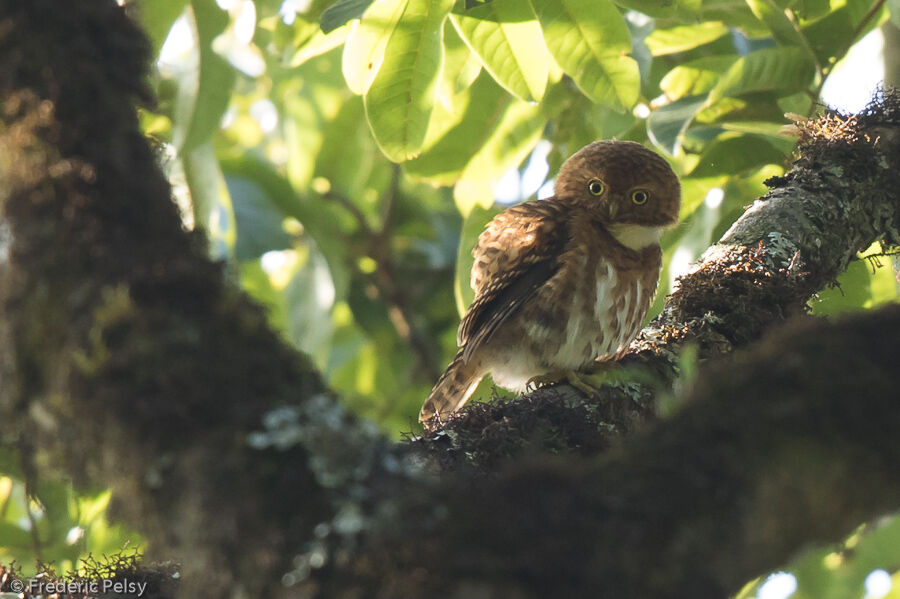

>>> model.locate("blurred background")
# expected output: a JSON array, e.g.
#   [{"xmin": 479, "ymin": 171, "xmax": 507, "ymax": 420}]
[{"xmin": 1, "ymin": 0, "xmax": 899, "ymax": 596}]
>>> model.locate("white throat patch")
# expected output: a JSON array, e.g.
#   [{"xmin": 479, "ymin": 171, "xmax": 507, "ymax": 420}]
[{"xmin": 606, "ymin": 224, "xmax": 663, "ymax": 250}]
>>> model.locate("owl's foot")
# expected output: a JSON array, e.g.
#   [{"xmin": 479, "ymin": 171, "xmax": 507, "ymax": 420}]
[{"xmin": 526, "ymin": 370, "xmax": 607, "ymax": 397}]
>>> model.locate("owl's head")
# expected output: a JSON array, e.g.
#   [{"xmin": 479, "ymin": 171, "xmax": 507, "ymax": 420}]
[{"xmin": 554, "ymin": 141, "xmax": 681, "ymax": 230}]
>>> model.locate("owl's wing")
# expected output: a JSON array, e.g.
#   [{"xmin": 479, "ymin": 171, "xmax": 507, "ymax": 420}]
[{"xmin": 458, "ymin": 199, "xmax": 568, "ymax": 361}]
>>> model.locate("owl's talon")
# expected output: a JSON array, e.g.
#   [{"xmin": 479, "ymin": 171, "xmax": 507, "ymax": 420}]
[
  {"xmin": 526, "ymin": 371, "xmax": 565, "ymax": 391},
  {"xmin": 526, "ymin": 369, "xmax": 611, "ymax": 397}
]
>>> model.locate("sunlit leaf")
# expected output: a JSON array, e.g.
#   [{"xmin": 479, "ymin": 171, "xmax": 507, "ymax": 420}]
[
  {"xmin": 700, "ymin": 0, "xmax": 770, "ymax": 34},
  {"xmin": 450, "ymin": 0, "xmax": 548, "ymax": 102},
  {"xmin": 531, "ymin": 0, "xmax": 640, "ymax": 110},
  {"xmin": 436, "ymin": 21, "xmax": 482, "ymax": 112},
  {"xmin": 172, "ymin": 0, "xmax": 236, "ymax": 153},
  {"xmin": 404, "ymin": 71, "xmax": 510, "ymax": 184},
  {"xmin": 744, "ymin": 0, "xmax": 808, "ymax": 46},
  {"xmin": 286, "ymin": 245, "xmax": 337, "ymax": 363},
  {"xmin": 183, "ymin": 141, "xmax": 234, "ymax": 255},
  {"xmin": 707, "ymin": 46, "xmax": 815, "ymax": 104},
  {"xmin": 611, "ymin": 0, "xmax": 683, "ymax": 17},
  {"xmin": 364, "ymin": 0, "xmax": 455, "ymax": 161},
  {"xmin": 342, "ymin": 0, "xmax": 407, "ymax": 95},
  {"xmin": 802, "ymin": 0, "xmax": 888, "ymax": 64},
  {"xmin": 290, "ymin": 26, "xmax": 352, "ymax": 67},
  {"xmin": 660, "ymin": 55, "xmax": 737, "ymax": 101},
  {"xmin": 453, "ymin": 98, "xmax": 545, "ymax": 215},
  {"xmin": 644, "ymin": 21, "xmax": 729, "ymax": 55}
]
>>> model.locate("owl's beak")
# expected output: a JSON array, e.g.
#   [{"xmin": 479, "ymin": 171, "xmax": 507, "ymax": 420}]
[{"xmin": 608, "ymin": 200, "xmax": 619, "ymax": 220}]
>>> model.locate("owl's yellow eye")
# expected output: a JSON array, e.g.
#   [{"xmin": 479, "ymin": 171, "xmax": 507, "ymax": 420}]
[
  {"xmin": 631, "ymin": 190, "xmax": 650, "ymax": 205},
  {"xmin": 587, "ymin": 179, "xmax": 605, "ymax": 195}
]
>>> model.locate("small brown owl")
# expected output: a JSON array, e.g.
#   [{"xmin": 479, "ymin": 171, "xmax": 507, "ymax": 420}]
[{"xmin": 420, "ymin": 140, "xmax": 681, "ymax": 429}]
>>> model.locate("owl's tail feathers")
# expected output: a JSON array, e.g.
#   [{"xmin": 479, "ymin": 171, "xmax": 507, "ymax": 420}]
[{"xmin": 419, "ymin": 349, "xmax": 484, "ymax": 429}]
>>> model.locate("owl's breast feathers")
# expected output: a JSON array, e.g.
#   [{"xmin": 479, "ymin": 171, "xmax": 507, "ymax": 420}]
[{"xmin": 460, "ymin": 198, "xmax": 661, "ymax": 372}]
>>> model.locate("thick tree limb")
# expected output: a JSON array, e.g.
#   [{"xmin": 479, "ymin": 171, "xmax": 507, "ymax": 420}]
[
  {"xmin": 416, "ymin": 96, "xmax": 900, "ymax": 467},
  {"xmin": 0, "ymin": 2, "xmax": 385, "ymax": 595},
  {"xmin": 331, "ymin": 304, "xmax": 900, "ymax": 598},
  {"xmin": 1, "ymin": 2, "xmax": 900, "ymax": 598}
]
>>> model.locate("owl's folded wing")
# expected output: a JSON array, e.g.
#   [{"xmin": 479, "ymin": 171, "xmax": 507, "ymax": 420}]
[{"xmin": 458, "ymin": 200, "xmax": 568, "ymax": 361}]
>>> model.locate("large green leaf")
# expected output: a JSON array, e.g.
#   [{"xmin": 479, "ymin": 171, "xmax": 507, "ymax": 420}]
[
  {"xmin": 744, "ymin": 0, "xmax": 808, "ymax": 46},
  {"xmin": 647, "ymin": 96, "xmax": 707, "ymax": 154},
  {"xmin": 644, "ymin": 22, "xmax": 729, "ymax": 55},
  {"xmin": 404, "ymin": 71, "xmax": 510, "ymax": 184},
  {"xmin": 364, "ymin": 0, "xmax": 455, "ymax": 162},
  {"xmin": 453, "ymin": 99, "xmax": 546, "ymax": 215},
  {"xmin": 802, "ymin": 0, "xmax": 888, "ymax": 65},
  {"xmin": 450, "ymin": 0, "xmax": 548, "ymax": 102},
  {"xmin": 342, "ymin": 0, "xmax": 408, "ymax": 94},
  {"xmin": 688, "ymin": 134, "xmax": 786, "ymax": 177},
  {"xmin": 706, "ymin": 46, "xmax": 815, "ymax": 103},
  {"xmin": 435, "ymin": 21, "xmax": 482, "ymax": 112},
  {"xmin": 660, "ymin": 55, "xmax": 737, "ymax": 100},
  {"xmin": 172, "ymin": 0, "xmax": 236, "ymax": 153},
  {"xmin": 531, "ymin": 0, "xmax": 640, "ymax": 110}
]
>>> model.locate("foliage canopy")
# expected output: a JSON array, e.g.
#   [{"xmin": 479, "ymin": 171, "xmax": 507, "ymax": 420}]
[{"xmin": 1, "ymin": 0, "xmax": 899, "ymax": 596}]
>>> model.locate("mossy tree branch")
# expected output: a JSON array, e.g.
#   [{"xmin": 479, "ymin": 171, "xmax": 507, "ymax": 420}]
[
  {"xmin": 1, "ymin": 2, "xmax": 900, "ymax": 598},
  {"xmin": 417, "ymin": 97, "xmax": 900, "ymax": 468}
]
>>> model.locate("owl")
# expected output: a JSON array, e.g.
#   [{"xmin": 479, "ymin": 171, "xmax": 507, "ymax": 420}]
[{"xmin": 420, "ymin": 140, "xmax": 681, "ymax": 429}]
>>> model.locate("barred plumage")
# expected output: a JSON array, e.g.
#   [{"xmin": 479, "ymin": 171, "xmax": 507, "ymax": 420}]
[{"xmin": 421, "ymin": 141, "xmax": 680, "ymax": 429}]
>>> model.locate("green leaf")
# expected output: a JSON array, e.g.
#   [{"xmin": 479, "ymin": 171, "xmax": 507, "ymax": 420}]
[
  {"xmin": 454, "ymin": 204, "xmax": 501, "ymax": 315},
  {"xmin": 802, "ymin": 0, "xmax": 888, "ymax": 65},
  {"xmin": 647, "ymin": 96, "xmax": 706, "ymax": 154},
  {"xmin": 321, "ymin": 0, "xmax": 375, "ymax": 32},
  {"xmin": 342, "ymin": 0, "xmax": 408, "ymax": 95},
  {"xmin": 404, "ymin": 71, "xmax": 510, "ymax": 184},
  {"xmin": 660, "ymin": 55, "xmax": 737, "ymax": 100},
  {"xmin": 435, "ymin": 21, "xmax": 482, "ymax": 112},
  {"xmin": 450, "ymin": 0, "xmax": 548, "ymax": 102},
  {"xmin": 224, "ymin": 175, "xmax": 294, "ymax": 262},
  {"xmin": 364, "ymin": 0, "xmax": 455, "ymax": 161},
  {"xmin": 688, "ymin": 134, "xmax": 786, "ymax": 177},
  {"xmin": 811, "ymin": 259, "xmax": 873, "ymax": 315},
  {"xmin": 644, "ymin": 22, "xmax": 729, "ymax": 55},
  {"xmin": 531, "ymin": 0, "xmax": 640, "ymax": 110},
  {"xmin": 707, "ymin": 46, "xmax": 815, "ymax": 104},
  {"xmin": 453, "ymin": 98, "xmax": 546, "ymax": 215},
  {"xmin": 700, "ymin": 0, "xmax": 771, "ymax": 36},
  {"xmin": 140, "ymin": 0, "xmax": 190, "ymax": 57},
  {"xmin": 183, "ymin": 141, "xmax": 234, "ymax": 255},
  {"xmin": 744, "ymin": 0, "xmax": 807, "ymax": 46},
  {"xmin": 220, "ymin": 155, "xmax": 352, "ymax": 300},
  {"xmin": 0, "ymin": 521, "xmax": 34, "ymax": 552},
  {"xmin": 285, "ymin": 245, "xmax": 337, "ymax": 362},
  {"xmin": 172, "ymin": 0, "xmax": 236, "ymax": 153},
  {"xmin": 611, "ymin": 0, "xmax": 682, "ymax": 17}
]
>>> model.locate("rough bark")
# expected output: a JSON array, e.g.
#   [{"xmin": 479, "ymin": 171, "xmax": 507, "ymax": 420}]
[{"xmin": 0, "ymin": 2, "xmax": 899, "ymax": 598}]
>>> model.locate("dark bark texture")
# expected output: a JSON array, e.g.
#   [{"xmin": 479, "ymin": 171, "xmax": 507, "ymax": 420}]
[{"xmin": 1, "ymin": 1, "xmax": 899, "ymax": 598}]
